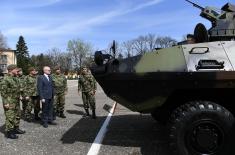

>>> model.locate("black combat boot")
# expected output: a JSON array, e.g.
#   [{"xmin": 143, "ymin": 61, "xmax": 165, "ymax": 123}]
[
  {"xmin": 25, "ymin": 117, "xmax": 32, "ymax": 122},
  {"xmin": 92, "ymin": 110, "xmax": 96, "ymax": 119},
  {"xmin": 34, "ymin": 113, "xmax": 41, "ymax": 121},
  {"xmin": 60, "ymin": 112, "xmax": 66, "ymax": 118},
  {"xmin": 83, "ymin": 109, "xmax": 90, "ymax": 117},
  {"xmin": 14, "ymin": 127, "xmax": 26, "ymax": 134},
  {"xmin": 5, "ymin": 130, "xmax": 18, "ymax": 139},
  {"xmin": 56, "ymin": 110, "xmax": 60, "ymax": 117}
]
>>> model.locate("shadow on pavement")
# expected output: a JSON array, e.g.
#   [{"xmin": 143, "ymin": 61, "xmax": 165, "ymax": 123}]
[
  {"xmin": 61, "ymin": 114, "xmax": 170, "ymax": 155},
  {"xmin": 74, "ymin": 104, "xmax": 84, "ymax": 108},
  {"xmin": 66, "ymin": 110, "xmax": 85, "ymax": 116}
]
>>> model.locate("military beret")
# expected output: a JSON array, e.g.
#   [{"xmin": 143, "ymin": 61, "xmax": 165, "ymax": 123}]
[
  {"xmin": 28, "ymin": 67, "xmax": 36, "ymax": 72},
  {"xmin": 7, "ymin": 64, "xmax": 18, "ymax": 71}
]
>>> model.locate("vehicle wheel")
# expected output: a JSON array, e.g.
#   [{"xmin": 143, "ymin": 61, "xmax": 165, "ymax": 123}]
[{"xmin": 169, "ymin": 101, "xmax": 234, "ymax": 155}]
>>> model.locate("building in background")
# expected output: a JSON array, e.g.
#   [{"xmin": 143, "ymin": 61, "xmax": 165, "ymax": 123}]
[{"xmin": 0, "ymin": 48, "xmax": 17, "ymax": 74}]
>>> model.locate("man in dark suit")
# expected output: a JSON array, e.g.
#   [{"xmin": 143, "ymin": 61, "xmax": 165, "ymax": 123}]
[{"xmin": 37, "ymin": 66, "xmax": 56, "ymax": 128}]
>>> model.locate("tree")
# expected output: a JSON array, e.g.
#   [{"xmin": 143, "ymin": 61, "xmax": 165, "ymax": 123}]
[
  {"xmin": 132, "ymin": 35, "xmax": 148, "ymax": 55},
  {"xmin": 120, "ymin": 34, "xmax": 178, "ymax": 57},
  {"xmin": 122, "ymin": 40, "xmax": 134, "ymax": 58},
  {"xmin": 0, "ymin": 31, "xmax": 8, "ymax": 49},
  {"xmin": 146, "ymin": 33, "xmax": 157, "ymax": 51},
  {"xmin": 155, "ymin": 36, "xmax": 177, "ymax": 48},
  {"xmin": 16, "ymin": 36, "xmax": 30, "ymax": 74},
  {"xmin": 67, "ymin": 39, "xmax": 93, "ymax": 71},
  {"xmin": 47, "ymin": 48, "xmax": 63, "ymax": 67},
  {"xmin": 47, "ymin": 48, "xmax": 72, "ymax": 72},
  {"xmin": 30, "ymin": 54, "xmax": 52, "ymax": 74}
]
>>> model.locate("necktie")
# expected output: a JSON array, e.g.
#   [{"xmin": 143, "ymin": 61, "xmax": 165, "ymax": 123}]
[{"xmin": 45, "ymin": 75, "xmax": 49, "ymax": 81}]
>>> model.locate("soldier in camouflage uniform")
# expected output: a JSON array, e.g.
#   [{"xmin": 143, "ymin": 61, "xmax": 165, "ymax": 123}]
[
  {"xmin": 0, "ymin": 64, "xmax": 25, "ymax": 139},
  {"xmin": 18, "ymin": 68, "xmax": 27, "ymax": 118},
  {"xmin": 52, "ymin": 66, "xmax": 68, "ymax": 118},
  {"xmin": 78, "ymin": 66, "xmax": 97, "ymax": 119},
  {"xmin": 24, "ymin": 67, "xmax": 41, "ymax": 122}
]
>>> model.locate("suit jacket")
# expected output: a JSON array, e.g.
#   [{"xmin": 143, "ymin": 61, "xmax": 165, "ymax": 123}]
[{"xmin": 37, "ymin": 75, "xmax": 54, "ymax": 99}]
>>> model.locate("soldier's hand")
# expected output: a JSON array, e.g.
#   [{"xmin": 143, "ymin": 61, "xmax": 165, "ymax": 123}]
[
  {"xmin": 20, "ymin": 96, "xmax": 23, "ymax": 100},
  {"xmin": 89, "ymin": 91, "xmax": 94, "ymax": 96},
  {"xmin": 25, "ymin": 96, "xmax": 30, "ymax": 100},
  {"xmin": 4, "ymin": 104, "xmax": 9, "ymax": 109},
  {"xmin": 41, "ymin": 99, "xmax": 45, "ymax": 103}
]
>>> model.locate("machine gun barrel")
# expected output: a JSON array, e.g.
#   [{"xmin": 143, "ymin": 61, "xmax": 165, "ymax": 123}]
[{"xmin": 186, "ymin": 0, "xmax": 204, "ymax": 10}]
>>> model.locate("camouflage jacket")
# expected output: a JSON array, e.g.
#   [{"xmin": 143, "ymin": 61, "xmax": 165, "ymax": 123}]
[
  {"xmin": 78, "ymin": 74, "xmax": 97, "ymax": 93},
  {"xmin": 24, "ymin": 75, "xmax": 38, "ymax": 97},
  {"xmin": 52, "ymin": 74, "xmax": 67, "ymax": 94},
  {"xmin": 18, "ymin": 75, "xmax": 26, "ymax": 96},
  {"xmin": 0, "ymin": 75, "xmax": 21, "ymax": 105}
]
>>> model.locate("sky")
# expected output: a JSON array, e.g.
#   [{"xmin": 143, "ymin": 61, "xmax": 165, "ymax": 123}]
[{"xmin": 0, "ymin": 0, "xmax": 232, "ymax": 55}]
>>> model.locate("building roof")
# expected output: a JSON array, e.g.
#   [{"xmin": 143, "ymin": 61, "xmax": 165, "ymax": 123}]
[{"xmin": 0, "ymin": 48, "xmax": 15, "ymax": 52}]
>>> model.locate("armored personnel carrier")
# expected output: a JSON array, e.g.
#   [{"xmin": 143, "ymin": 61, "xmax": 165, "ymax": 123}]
[{"xmin": 91, "ymin": 1, "xmax": 235, "ymax": 155}]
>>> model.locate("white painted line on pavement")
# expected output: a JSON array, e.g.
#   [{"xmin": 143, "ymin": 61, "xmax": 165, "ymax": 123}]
[{"xmin": 87, "ymin": 102, "xmax": 117, "ymax": 155}]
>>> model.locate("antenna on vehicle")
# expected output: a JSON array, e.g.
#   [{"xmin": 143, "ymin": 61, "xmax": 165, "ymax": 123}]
[{"xmin": 110, "ymin": 40, "xmax": 116, "ymax": 58}]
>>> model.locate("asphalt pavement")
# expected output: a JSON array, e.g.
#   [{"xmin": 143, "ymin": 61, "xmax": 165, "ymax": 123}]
[{"xmin": 0, "ymin": 80, "xmax": 170, "ymax": 155}]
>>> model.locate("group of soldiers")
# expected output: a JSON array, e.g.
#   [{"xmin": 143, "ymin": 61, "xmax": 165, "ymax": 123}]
[{"xmin": 0, "ymin": 64, "xmax": 97, "ymax": 139}]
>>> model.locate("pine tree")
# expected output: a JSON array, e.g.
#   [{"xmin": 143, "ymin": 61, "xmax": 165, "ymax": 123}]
[{"xmin": 16, "ymin": 36, "xmax": 30, "ymax": 74}]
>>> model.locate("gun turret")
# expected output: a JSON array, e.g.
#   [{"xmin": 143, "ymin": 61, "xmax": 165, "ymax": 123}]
[
  {"xmin": 185, "ymin": 0, "xmax": 204, "ymax": 11},
  {"xmin": 186, "ymin": 1, "xmax": 235, "ymax": 42},
  {"xmin": 186, "ymin": 0, "xmax": 219, "ymax": 23}
]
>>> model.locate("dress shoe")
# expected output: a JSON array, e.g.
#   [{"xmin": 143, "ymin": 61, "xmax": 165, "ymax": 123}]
[
  {"xmin": 48, "ymin": 122, "xmax": 57, "ymax": 125},
  {"xmin": 42, "ymin": 123, "xmax": 48, "ymax": 128}
]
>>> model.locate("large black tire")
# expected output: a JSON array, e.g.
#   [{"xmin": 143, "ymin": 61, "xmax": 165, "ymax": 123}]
[{"xmin": 169, "ymin": 101, "xmax": 234, "ymax": 155}]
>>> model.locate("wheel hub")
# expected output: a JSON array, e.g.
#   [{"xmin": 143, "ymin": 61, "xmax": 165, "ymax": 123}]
[{"xmin": 189, "ymin": 121, "xmax": 223, "ymax": 154}]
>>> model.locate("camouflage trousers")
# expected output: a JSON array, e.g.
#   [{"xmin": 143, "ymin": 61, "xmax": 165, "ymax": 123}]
[
  {"xmin": 3, "ymin": 98, "xmax": 21, "ymax": 132},
  {"xmin": 25, "ymin": 96, "xmax": 40, "ymax": 119},
  {"xmin": 54, "ymin": 93, "xmax": 65, "ymax": 113},
  {"xmin": 82, "ymin": 92, "xmax": 96, "ymax": 110},
  {"xmin": 21, "ymin": 99, "xmax": 28, "ymax": 116}
]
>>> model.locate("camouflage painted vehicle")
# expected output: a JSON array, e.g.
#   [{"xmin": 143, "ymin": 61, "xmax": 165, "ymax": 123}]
[{"xmin": 91, "ymin": 1, "xmax": 235, "ymax": 155}]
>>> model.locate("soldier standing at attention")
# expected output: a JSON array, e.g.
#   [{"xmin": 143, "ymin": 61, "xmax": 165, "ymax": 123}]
[
  {"xmin": 78, "ymin": 66, "xmax": 97, "ymax": 119},
  {"xmin": 0, "ymin": 64, "xmax": 25, "ymax": 139},
  {"xmin": 18, "ymin": 68, "xmax": 27, "ymax": 118},
  {"xmin": 24, "ymin": 67, "xmax": 41, "ymax": 122},
  {"xmin": 52, "ymin": 66, "xmax": 68, "ymax": 118}
]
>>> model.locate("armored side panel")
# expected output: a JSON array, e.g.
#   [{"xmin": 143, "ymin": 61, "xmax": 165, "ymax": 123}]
[
  {"xmin": 92, "ymin": 41, "xmax": 235, "ymax": 113},
  {"xmin": 222, "ymin": 41, "xmax": 235, "ymax": 68},
  {"xmin": 134, "ymin": 46, "xmax": 187, "ymax": 73},
  {"xmin": 182, "ymin": 41, "xmax": 234, "ymax": 71}
]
